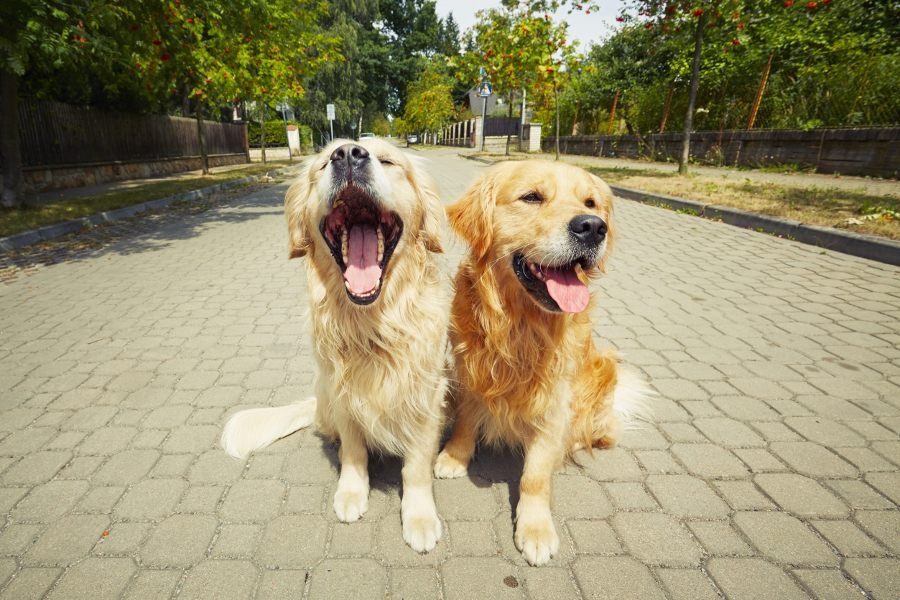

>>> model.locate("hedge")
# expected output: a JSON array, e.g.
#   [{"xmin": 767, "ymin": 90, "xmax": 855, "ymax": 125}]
[{"xmin": 248, "ymin": 120, "xmax": 313, "ymax": 151}]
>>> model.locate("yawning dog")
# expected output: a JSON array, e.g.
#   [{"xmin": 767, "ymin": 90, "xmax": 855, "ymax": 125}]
[
  {"xmin": 221, "ymin": 138, "xmax": 449, "ymax": 552},
  {"xmin": 434, "ymin": 159, "xmax": 648, "ymax": 565}
]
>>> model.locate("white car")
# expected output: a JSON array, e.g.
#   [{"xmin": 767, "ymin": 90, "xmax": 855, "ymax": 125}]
[{"xmin": 359, "ymin": 132, "xmax": 375, "ymax": 139}]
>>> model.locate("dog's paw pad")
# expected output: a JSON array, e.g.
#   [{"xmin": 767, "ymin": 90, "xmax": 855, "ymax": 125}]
[
  {"xmin": 403, "ymin": 512, "xmax": 443, "ymax": 553},
  {"xmin": 515, "ymin": 520, "xmax": 559, "ymax": 566},
  {"xmin": 434, "ymin": 451, "xmax": 468, "ymax": 479},
  {"xmin": 333, "ymin": 489, "xmax": 368, "ymax": 522}
]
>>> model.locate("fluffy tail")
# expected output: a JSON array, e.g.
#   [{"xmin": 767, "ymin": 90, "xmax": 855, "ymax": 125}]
[
  {"xmin": 613, "ymin": 365, "xmax": 653, "ymax": 430},
  {"xmin": 220, "ymin": 397, "xmax": 317, "ymax": 459}
]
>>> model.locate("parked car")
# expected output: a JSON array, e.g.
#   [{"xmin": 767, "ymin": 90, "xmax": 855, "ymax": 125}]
[
  {"xmin": 406, "ymin": 134, "xmax": 419, "ymax": 145},
  {"xmin": 359, "ymin": 132, "xmax": 375, "ymax": 139}
]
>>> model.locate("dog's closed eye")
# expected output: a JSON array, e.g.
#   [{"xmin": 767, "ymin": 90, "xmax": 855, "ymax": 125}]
[{"xmin": 378, "ymin": 157, "xmax": 396, "ymax": 166}]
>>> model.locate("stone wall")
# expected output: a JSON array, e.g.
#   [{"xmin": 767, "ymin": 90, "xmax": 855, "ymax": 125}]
[
  {"xmin": 542, "ymin": 128, "xmax": 899, "ymax": 178},
  {"xmin": 18, "ymin": 154, "xmax": 249, "ymax": 194}
]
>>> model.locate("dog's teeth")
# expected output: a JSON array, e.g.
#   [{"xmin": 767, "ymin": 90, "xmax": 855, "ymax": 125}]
[
  {"xmin": 341, "ymin": 229, "xmax": 348, "ymax": 258},
  {"xmin": 528, "ymin": 262, "xmax": 544, "ymax": 281},
  {"xmin": 377, "ymin": 228, "xmax": 384, "ymax": 262}
]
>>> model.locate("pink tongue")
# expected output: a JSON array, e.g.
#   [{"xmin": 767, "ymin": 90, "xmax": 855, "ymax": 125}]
[
  {"xmin": 543, "ymin": 267, "xmax": 590, "ymax": 313},
  {"xmin": 344, "ymin": 225, "xmax": 381, "ymax": 295}
]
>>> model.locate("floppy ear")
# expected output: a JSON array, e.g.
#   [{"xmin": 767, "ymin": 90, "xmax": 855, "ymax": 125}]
[
  {"xmin": 284, "ymin": 178, "xmax": 312, "ymax": 259},
  {"xmin": 415, "ymin": 174, "xmax": 445, "ymax": 254},
  {"xmin": 446, "ymin": 170, "xmax": 496, "ymax": 259}
]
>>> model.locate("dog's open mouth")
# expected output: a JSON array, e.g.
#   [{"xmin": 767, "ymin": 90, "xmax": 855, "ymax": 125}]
[
  {"xmin": 512, "ymin": 253, "xmax": 591, "ymax": 313},
  {"xmin": 319, "ymin": 186, "xmax": 403, "ymax": 305}
]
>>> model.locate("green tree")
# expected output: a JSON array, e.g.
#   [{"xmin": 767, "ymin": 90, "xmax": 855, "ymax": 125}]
[{"xmin": 401, "ymin": 60, "xmax": 456, "ymax": 140}]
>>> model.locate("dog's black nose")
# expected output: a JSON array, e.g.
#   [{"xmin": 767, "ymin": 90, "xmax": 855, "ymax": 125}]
[
  {"xmin": 330, "ymin": 144, "xmax": 369, "ymax": 168},
  {"xmin": 568, "ymin": 215, "xmax": 608, "ymax": 247}
]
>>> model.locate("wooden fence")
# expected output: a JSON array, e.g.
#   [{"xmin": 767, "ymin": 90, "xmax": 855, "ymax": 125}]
[
  {"xmin": 18, "ymin": 100, "xmax": 247, "ymax": 168},
  {"xmin": 541, "ymin": 128, "xmax": 899, "ymax": 178}
]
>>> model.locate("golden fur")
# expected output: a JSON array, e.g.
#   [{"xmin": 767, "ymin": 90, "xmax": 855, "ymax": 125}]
[
  {"xmin": 222, "ymin": 138, "xmax": 449, "ymax": 553},
  {"xmin": 435, "ymin": 160, "xmax": 646, "ymax": 565}
]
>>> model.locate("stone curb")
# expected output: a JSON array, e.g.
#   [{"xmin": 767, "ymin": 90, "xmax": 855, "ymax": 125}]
[
  {"xmin": 459, "ymin": 153, "xmax": 900, "ymax": 267},
  {"xmin": 0, "ymin": 166, "xmax": 296, "ymax": 254}
]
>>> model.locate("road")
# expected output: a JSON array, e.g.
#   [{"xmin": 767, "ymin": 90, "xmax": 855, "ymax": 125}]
[{"xmin": 0, "ymin": 147, "xmax": 898, "ymax": 599}]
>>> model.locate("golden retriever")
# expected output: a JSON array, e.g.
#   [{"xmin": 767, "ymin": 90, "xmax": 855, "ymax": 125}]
[
  {"xmin": 221, "ymin": 138, "xmax": 449, "ymax": 552},
  {"xmin": 434, "ymin": 160, "xmax": 647, "ymax": 565}
]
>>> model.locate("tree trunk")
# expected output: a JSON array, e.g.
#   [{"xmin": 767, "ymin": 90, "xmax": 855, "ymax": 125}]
[
  {"xmin": 679, "ymin": 12, "xmax": 706, "ymax": 175},
  {"xmin": 195, "ymin": 104, "xmax": 209, "ymax": 175},
  {"xmin": 260, "ymin": 101, "xmax": 267, "ymax": 164},
  {"xmin": 0, "ymin": 70, "xmax": 24, "ymax": 208},
  {"xmin": 504, "ymin": 91, "xmax": 513, "ymax": 156}
]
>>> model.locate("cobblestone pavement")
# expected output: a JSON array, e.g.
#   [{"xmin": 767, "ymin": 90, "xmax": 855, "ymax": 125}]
[{"xmin": 1, "ymin": 147, "xmax": 898, "ymax": 599}]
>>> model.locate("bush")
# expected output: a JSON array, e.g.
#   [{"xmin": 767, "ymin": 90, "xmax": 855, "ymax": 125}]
[{"xmin": 248, "ymin": 120, "xmax": 313, "ymax": 151}]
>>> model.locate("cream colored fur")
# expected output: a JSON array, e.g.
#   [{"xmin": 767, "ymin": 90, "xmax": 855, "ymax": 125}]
[{"xmin": 220, "ymin": 138, "xmax": 449, "ymax": 553}]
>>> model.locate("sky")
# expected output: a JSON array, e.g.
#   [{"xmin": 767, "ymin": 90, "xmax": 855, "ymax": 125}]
[{"xmin": 434, "ymin": 0, "xmax": 627, "ymax": 51}]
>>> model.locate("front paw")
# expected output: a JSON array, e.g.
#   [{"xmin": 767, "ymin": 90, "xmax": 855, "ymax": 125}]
[
  {"xmin": 434, "ymin": 450, "xmax": 469, "ymax": 479},
  {"xmin": 333, "ymin": 487, "xmax": 369, "ymax": 522},
  {"xmin": 402, "ymin": 508, "xmax": 443, "ymax": 553},
  {"xmin": 515, "ymin": 515, "xmax": 559, "ymax": 566}
]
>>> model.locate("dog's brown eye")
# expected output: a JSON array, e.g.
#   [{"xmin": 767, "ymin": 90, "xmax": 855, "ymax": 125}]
[
  {"xmin": 585, "ymin": 199, "xmax": 596, "ymax": 208},
  {"xmin": 520, "ymin": 192, "xmax": 543, "ymax": 204}
]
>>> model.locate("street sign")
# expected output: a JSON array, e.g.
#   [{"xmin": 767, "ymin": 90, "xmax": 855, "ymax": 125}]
[
  {"xmin": 478, "ymin": 81, "xmax": 493, "ymax": 97},
  {"xmin": 326, "ymin": 103, "xmax": 335, "ymax": 120},
  {"xmin": 479, "ymin": 66, "xmax": 487, "ymax": 78}
]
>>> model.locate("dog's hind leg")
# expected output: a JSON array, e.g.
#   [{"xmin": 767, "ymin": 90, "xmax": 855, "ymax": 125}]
[
  {"xmin": 332, "ymin": 419, "xmax": 370, "ymax": 523},
  {"xmin": 400, "ymin": 414, "xmax": 443, "ymax": 553}
]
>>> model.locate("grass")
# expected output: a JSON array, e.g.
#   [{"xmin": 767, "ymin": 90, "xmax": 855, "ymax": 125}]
[
  {"xmin": 584, "ymin": 166, "xmax": 900, "ymax": 240},
  {"xmin": 0, "ymin": 162, "xmax": 291, "ymax": 238}
]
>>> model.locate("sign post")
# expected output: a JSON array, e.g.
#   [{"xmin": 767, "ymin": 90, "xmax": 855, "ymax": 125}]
[
  {"xmin": 326, "ymin": 103, "xmax": 336, "ymax": 143},
  {"xmin": 478, "ymin": 72, "xmax": 492, "ymax": 153}
]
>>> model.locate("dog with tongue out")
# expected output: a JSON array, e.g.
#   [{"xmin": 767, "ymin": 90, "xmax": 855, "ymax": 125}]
[
  {"xmin": 221, "ymin": 138, "xmax": 450, "ymax": 555},
  {"xmin": 434, "ymin": 160, "xmax": 649, "ymax": 567}
]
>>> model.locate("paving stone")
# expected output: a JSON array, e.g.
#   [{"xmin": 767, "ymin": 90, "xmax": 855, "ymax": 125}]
[
  {"xmin": 694, "ymin": 417, "xmax": 765, "ymax": 447},
  {"xmin": 864, "ymin": 472, "xmax": 900, "ymax": 505},
  {"xmin": 792, "ymin": 569, "xmax": 866, "ymax": 600},
  {"xmin": 283, "ymin": 485, "xmax": 325, "ymax": 514},
  {"xmin": 854, "ymin": 511, "xmax": 900, "ymax": 554},
  {"xmin": 162, "ymin": 425, "xmax": 220, "ymax": 454},
  {"xmin": 733, "ymin": 448, "xmax": 786, "ymax": 473},
  {"xmin": 611, "ymin": 512, "xmax": 702, "ymax": 567},
  {"xmin": 769, "ymin": 442, "xmax": 857, "ymax": 478},
  {"xmin": 572, "ymin": 556, "xmax": 666, "ymax": 600},
  {"xmin": 76, "ymin": 486, "xmax": 125, "ymax": 513},
  {"xmin": 245, "ymin": 454, "xmax": 285, "ymax": 479},
  {"xmin": 753, "ymin": 473, "xmax": 848, "ymax": 518},
  {"xmin": 308, "ymin": 558, "xmax": 386, "ymax": 600},
  {"xmin": 1, "ymin": 451, "xmax": 71, "ymax": 485},
  {"xmin": 566, "ymin": 520, "xmax": 621, "ymax": 554},
  {"xmin": 0, "ymin": 523, "xmax": 43, "ymax": 555},
  {"xmin": 220, "ymin": 479, "xmax": 285, "ymax": 522},
  {"xmin": 177, "ymin": 560, "xmax": 257, "ymax": 600},
  {"xmin": 835, "ymin": 447, "xmax": 896, "ymax": 472},
  {"xmin": 149, "ymin": 453, "xmax": 194, "ymax": 478},
  {"xmin": 177, "ymin": 485, "xmax": 225, "ymax": 513},
  {"xmin": 843, "ymin": 558, "xmax": 900, "ymax": 600},
  {"xmin": 93, "ymin": 522, "xmax": 150, "ymax": 556},
  {"xmin": 124, "ymin": 569, "xmax": 182, "ymax": 600},
  {"xmin": 92, "ymin": 449, "xmax": 160, "ymax": 485},
  {"xmin": 708, "ymin": 557, "xmax": 807, "ymax": 600},
  {"xmin": 687, "ymin": 520, "xmax": 753, "ymax": 556},
  {"xmin": 656, "ymin": 568, "xmax": 722, "ymax": 600},
  {"xmin": 603, "ymin": 482, "xmax": 659, "ymax": 510},
  {"xmin": 448, "ymin": 521, "xmax": 496, "ymax": 557},
  {"xmin": 139, "ymin": 514, "xmax": 217, "ymax": 567},
  {"xmin": 256, "ymin": 569, "xmax": 308, "ymax": 600},
  {"xmin": 25, "ymin": 514, "xmax": 109, "ymax": 566},
  {"xmin": 645, "ymin": 474, "xmax": 729, "ymax": 518},
  {"xmin": 0, "ymin": 488, "xmax": 28, "ymax": 514},
  {"xmin": 434, "ymin": 476, "xmax": 499, "ymax": 520},
  {"xmin": 811, "ymin": 520, "xmax": 886, "ymax": 557},
  {"xmin": 11, "ymin": 480, "xmax": 88, "ymax": 521},
  {"xmin": 710, "ymin": 397, "xmax": 782, "ymax": 422},
  {"xmin": 63, "ymin": 406, "xmax": 118, "ymax": 431},
  {"xmin": 188, "ymin": 451, "xmax": 245, "ymax": 483},
  {"xmin": 256, "ymin": 515, "xmax": 327, "ymax": 568},
  {"xmin": 0, "ymin": 559, "xmax": 13, "ymax": 588},
  {"xmin": 575, "ymin": 448, "xmax": 643, "ymax": 481},
  {"xmin": 634, "ymin": 450, "xmax": 684, "ymax": 474},
  {"xmin": 210, "ymin": 523, "xmax": 260, "ymax": 558},
  {"xmin": 521, "ymin": 567, "xmax": 579, "ymax": 600},
  {"xmin": 733, "ymin": 511, "xmax": 838, "ymax": 567},
  {"xmin": 57, "ymin": 456, "xmax": 103, "ymax": 480},
  {"xmin": 551, "ymin": 475, "xmax": 612, "ymax": 519},
  {"xmin": 0, "ymin": 567, "xmax": 61, "ymax": 600},
  {"xmin": 670, "ymin": 444, "xmax": 749, "ymax": 478},
  {"xmin": 784, "ymin": 416, "xmax": 867, "ymax": 447},
  {"xmin": 442, "ymin": 557, "xmax": 522, "ymax": 600},
  {"xmin": 115, "ymin": 479, "xmax": 187, "ymax": 519}
]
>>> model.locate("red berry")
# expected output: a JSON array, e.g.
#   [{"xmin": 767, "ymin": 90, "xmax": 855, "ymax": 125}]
[
  {"xmin": 805, "ymin": 1, "xmax": 816, "ymax": 7},
  {"xmin": 152, "ymin": 39, "xmax": 161, "ymax": 45}
]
